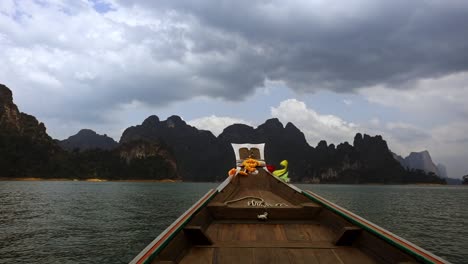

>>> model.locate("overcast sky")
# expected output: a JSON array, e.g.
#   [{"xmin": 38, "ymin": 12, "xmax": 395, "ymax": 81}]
[{"xmin": 1, "ymin": 0, "xmax": 468, "ymax": 178}]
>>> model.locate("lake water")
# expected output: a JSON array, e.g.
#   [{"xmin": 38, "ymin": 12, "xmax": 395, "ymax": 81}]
[{"xmin": 0, "ymin": 181, "xmax": 467, "ymax": 264}]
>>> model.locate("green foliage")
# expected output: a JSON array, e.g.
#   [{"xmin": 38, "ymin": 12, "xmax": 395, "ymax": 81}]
[
  {"xmin": 0, "ymin": 130, "xmax": 177, "ymax": 180},
  {"xmin": 0, "ymin": 130, "xmax": 54, "ymax": 177},
  {"xmin": 0, "ymin": 126, "xmax": 447, "ymax": 184}
]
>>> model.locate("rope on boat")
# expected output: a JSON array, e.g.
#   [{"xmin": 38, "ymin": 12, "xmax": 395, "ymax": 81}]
[
  {"xmin": 224, "ymin": 196, "xmax": 288, "ymax": 207},
  {"xmin": 224, "ymin": 196, "xmax": 264, "ymax": 205}
]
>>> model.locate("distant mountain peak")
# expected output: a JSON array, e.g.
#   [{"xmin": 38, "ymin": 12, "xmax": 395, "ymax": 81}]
[
  {"xmin": 285, "ymin": 122, "xmax": 298, "ymax": 130},
  {"xmin": 317, "ymin": 140, "xmax": 328, "ymax": 149},
  {"xmin": 0, "ymin": 84, "xmax": 51, "ymax": 142},
  {"xmin": 393, "ymin": 150, "xmax": 441, "ymax": 176},
  {"xmin": 263, "ymin": 118, "xmax": 283, "ymax": 128},
  {"xmin": 60, "ymin": 129, "xmax": 118, "ymax": 151},
  {"xmin": 407, "ymin": 150, "xmax": 433, "ymax": 162},
  {"xmin": 142, "ymin": 115, "xmax": 160, "ymax": 127},
  {"xmin": 77, "ymin": 129, "xmax": 98, "ymax": 136},
  {"xmin": 0, "ymin": 84, "xmax": 13, "ymax": 103},
  {"xmin": 409, "ymin": 150, "xmax": 430, "ymax": 156},
  {"xmin": 166, "ymin": 115, "xmax": 186, "ymax": 127}
]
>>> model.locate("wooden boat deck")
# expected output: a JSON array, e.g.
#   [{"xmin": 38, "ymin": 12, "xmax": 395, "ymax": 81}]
[
  {"xmin": 180, "ymin": 246, "xmax": 376, "ymax": 264},
  {"xmin": 179, "ymin": 222, "xmax": 377, "ymax": 264}
]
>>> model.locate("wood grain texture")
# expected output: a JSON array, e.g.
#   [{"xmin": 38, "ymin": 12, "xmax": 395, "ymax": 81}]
[
  {"xmin": 216, "ymin": 247, "xmax": 254, "ymax": 264},
  {"xmin": 178, "ymin": 248, "xmax": 213, "ymax": 264}
]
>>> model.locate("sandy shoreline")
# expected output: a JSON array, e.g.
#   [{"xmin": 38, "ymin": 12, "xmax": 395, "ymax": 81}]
[{"xmin": 0, "ymin": 177, "xmax": 182, "ymax": 183}]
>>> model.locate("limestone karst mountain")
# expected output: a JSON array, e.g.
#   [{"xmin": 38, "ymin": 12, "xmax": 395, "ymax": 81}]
[
  {"xmin": 59, "ymin": 129, "xmax": 118, "ymax": 151},
  {"xmin": 120, "ymin": 115, "xmax": 222, "ymax": 181},
  {"xmin": 393, "ymin": 150, "xmax": 445, "ymax": 177},
  {"xmin": 0, "ymin": 84, "xmax": 177, "ymax": 180},
  {"xmin": 118, "ymin": 115, "xmax": 444, "ymax": 183},
  {"xmin": 405, "ymin": 151, "xmax": 440, "ymax": 175},
  {"xmin": 1, "ymin": 83, "xmax": 445, "ymax": 183}
]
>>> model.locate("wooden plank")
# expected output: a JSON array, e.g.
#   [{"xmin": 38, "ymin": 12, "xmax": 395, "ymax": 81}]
[
  {"xmin": 216, "ymin": 247, "xmax": 254, "ymax": 264},
  {"xmin": 317, "ymin": 225, "xmax": 336, "ymax": 242},
  {"xmin": 212, "ymin": 219, "xmax": 320, "ymax": 225},
  {"xmin": 238, "ymin": 224, "xmax": 256, "ymax": 241},
  {"xmin": 207, "ymin": 223, "xmax": 332, "ymax": 243},
  {"xmin": 284, "ymin": 224, "xmax": 309, "ymax": 241},
  {"xmin": 219, "ymin": 223, "xmax": 235, "ymax": 241},
  {"xmin": 250, "ymin": 224, "xmax": 259, "ymax": 241},
  {"xmin": 301, "ymin": 224, "xmax": 334, "ymax": 242},
  {"xmin": 256, "ymin": 223, "xmax": 277, "ymax": 241},
  {"xmin": 196, "ymin": 241, "xmax": 336, "ymax": 248},
  {"xmin": 315, "ymin": 249, "xmax": 343, "ymax": 264},
  {"xmin": 205, "ymin": 223, "xmax": 220, "ymax": 241},
  {"xmin": 273, "ymin": 224, "xmax": 287, "ymax": 241},
  {"xmin": 179, "ymin": 248, "xmax": 213, "ymax": 264},
  {"xmin": 254, "ymin": 248, "xmax": 291, "ymax": 264},
  {"xmin": 333, "ymin": 248, "xmax": 378, "ymax": 264},
  {"xmin": 287, "ymin": 249, "xmax": 319, "ymax": 264}
]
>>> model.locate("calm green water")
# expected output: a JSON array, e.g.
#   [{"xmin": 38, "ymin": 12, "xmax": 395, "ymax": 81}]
[{"xmin": 0, "ymin": 182, "xmax": 466, "ymax": 264}]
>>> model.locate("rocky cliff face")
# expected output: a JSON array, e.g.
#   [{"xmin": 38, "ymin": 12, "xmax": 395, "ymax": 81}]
[
  {"xmin": 118, "ymin": 116, "xmax": 444, "ymax": 183},
  {"xmin": 0, "ymin": 84, "xmax": 60, "ymax": 177},
  {"xmin": 60, "ymin": 129, "xmax": 118, "ymax": 151},
  {"xmin": 120, "ymin": 115, "xmax": 222, "ymax": 181},
  {"xmin": 0, "ymin": 85, "xmax": 20, "ymax": 130},
  {"xmin": 393, "ymin": 150, "xmax": 441, "ymax": 176},
  {"xmin": 0, "ymin": 85, "xmax": 177, "ymax": 180},
  {"xmin": 405, "ymin": 151, "xmax": 439, "ymax": 174},
  {"xmin": 302, "ymin": 133, "xmax": 409, "ymax": 183},
  {"xmin": 0, "ymin": 84, "xmax": 52, "ymax": 143},
  {"xmin": 119, "ymin": 140, "xmax": 173, "ymax": 164},
  {"xmin": 112, "ymin": 140, "xmax": 178, "ymax": 180},
  {"xmin": 219, "ymin": 118, "xmax": 313, "ymax": 181}
]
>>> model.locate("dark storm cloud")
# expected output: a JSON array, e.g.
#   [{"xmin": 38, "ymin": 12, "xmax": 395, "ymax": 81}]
[
  {"xmin": 114, "ymin": 0, "xmax": 468, "ymax": 93},
  {"xmin": 3, "ymin": 0, "xmax": 468, "ymax": 123}
]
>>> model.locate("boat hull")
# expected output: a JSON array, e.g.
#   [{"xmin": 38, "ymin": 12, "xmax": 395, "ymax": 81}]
[{"xmin": 131, "ymin": 169, "xmax": 448, "ymax": 264}]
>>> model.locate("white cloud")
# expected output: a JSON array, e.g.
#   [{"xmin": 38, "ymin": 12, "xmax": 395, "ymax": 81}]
[
  {"xmin": 0, "ymin": 0, "xmax": 15, "ymax": 16},
  {"xmin": 357, "ymin": 71, "xmax": 468, "ymax": 177},
  {"xmin": 271, "ymin": 99, "xmax": 359, "ymax": 145},
  {"xmin": 188, "ymin": 115, "xmax": 252, "ymax": 136},
  {"xmin": 361, "ymin": 71, "xmax": 468, "ymax": 119},
  {"xmin": 369, "ymin": 118, "xmax": 380, "ymax": 126}
]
